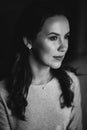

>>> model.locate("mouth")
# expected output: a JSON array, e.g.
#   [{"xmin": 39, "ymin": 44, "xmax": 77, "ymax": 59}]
[{"xmin": 53, "ymin": 55, "xmax": 64, "ymax": 61}]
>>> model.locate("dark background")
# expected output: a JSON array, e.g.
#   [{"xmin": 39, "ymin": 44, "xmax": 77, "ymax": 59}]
[{"xmin": 0, "ymin": 0, "xmax": 87, "ymax": 129}]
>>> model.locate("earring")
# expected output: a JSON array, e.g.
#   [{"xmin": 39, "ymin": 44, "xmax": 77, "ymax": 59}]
[
  {"xmin": 23, "ymin": 37, "xmax": 32, "ymax": 50},
  {"xmin": 28, "ymin": 43, "xmax": 32, "ymax": 50}
]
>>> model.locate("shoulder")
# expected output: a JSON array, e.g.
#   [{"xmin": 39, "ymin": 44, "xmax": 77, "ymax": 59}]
[
  {"xmin": 66, "ymin": 71, "xmax": 81, "ymax": 105},
  {"xmin": 0, "ymin": 83, "xmax": 17, "ymax": 130},
  {"xmin": 65, "ymin": 72, "xmax": 83, "ymax": 130},
  {"xmin": 0, "ymin": 80, "xmax": 8, "ymax": 101},
  {"xmin": 66, "ymin": 71, "xmax": 80, "ymax": 87}
]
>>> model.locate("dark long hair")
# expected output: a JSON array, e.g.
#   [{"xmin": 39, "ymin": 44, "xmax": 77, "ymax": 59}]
[{"xmin": 7, "ymin": 1, "xmax": 75, "ymax": 120}]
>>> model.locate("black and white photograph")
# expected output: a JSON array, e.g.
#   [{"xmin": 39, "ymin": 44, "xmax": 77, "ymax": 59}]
[{"xmin": 0, "ymin": 0, "xmax": 87, "ymax": 130}]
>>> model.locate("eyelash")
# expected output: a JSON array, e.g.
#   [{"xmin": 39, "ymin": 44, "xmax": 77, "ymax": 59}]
[
  {"xmin": 65, "ymin": 35, "xmax": 70, "ymax": 40},
  {"xmin": 49, "ymin": 35, "xmax": 70, "ymax": 41},
  {"xmin": 49, "ymin": 36, "xmax": 58, "ymax": 41}
]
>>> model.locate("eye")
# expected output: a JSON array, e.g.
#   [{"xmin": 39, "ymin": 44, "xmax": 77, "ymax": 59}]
[
  {"xmin": 64, "ymin": 34, "xmax": 70, "ymax": 40},
  {"xmin": 49, "ymin": 36, "xmax": 58, "ymax": 41}
]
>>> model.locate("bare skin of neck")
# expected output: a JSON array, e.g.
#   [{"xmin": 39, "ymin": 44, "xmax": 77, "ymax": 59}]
[{"xmin": 29, "ymin": 55, "xmax": 52, "ymax": 85}]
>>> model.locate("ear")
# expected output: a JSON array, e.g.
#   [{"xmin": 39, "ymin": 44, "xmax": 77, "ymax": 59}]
[{"xmin": 23, "ymin": 37, "xmax": 32, "ymax": 49}]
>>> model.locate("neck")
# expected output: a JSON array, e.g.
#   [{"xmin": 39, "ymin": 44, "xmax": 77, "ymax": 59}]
[{"xmin": 29, "ymin": 55, "xmax": 52, "ymax": 85}]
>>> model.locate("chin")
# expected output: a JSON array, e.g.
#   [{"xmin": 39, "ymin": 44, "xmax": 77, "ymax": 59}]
[{"xmin": 50, "ymin": 62, "xmax": 62, "ymax": 69}]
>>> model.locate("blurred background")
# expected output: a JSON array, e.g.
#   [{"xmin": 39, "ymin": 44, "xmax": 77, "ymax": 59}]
[{"xmin": 0, "ymin": 0, "xmax": 87, "ymax": 129}]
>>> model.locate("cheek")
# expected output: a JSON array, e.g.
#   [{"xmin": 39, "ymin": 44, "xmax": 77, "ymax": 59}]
[
  {"xmin": 38, "ymin": 41, "xmax": 55, "ymax": 56},
  {"xmin": 66, "ymin": 44, "xmax": 68, "ymax": 52},
  {"xmin": 64, "ymin": 41, "xmax": 68, "ymax": 52},
  {"xmin": 42, "ymin": 45, "xmax": 54, "ymax": 55},
  {"xmin": 32, "ymin": 40, "xmax": 53, "ymax": 62}
]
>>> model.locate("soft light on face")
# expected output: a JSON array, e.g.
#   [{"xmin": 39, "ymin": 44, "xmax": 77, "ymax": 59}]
[{"xmin": 32, "ymin": 15, "xmax": 70, "ymax": 69}]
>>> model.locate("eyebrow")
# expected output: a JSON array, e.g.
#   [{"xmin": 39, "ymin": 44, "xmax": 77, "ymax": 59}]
[
  {"xmin": 48, "ymin": 32, "xmax": 70, "ymax": 36},
  {"xmin": 65, "ymin": 32, "xmax": 70, "ymax": 36}
]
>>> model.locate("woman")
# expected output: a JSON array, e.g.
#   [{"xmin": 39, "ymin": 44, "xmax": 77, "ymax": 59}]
[{"xmin": 0, "ymin": 1, "xmax": 82, "ymax": 130}]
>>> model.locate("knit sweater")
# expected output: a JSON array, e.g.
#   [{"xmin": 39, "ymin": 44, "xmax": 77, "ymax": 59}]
[{"xmin": 0, "ymin": 72, "xmax": 82, "ymax": 130}]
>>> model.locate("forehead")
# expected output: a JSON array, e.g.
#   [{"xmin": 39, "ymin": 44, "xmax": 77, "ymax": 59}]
[{"xmin": 41, "ymin": 15, "xmax": 70, "ymax": 35}]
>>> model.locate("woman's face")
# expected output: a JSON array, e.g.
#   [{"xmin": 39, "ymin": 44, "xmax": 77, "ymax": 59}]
[{"xmin": 31, "ymin": 15, "xmax": 70, "ymax": 69}]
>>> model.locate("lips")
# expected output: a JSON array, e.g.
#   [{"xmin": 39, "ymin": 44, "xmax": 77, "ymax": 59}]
[{"xmin": 53, "ymin": 55, "xmax": 64, "ymax": 61}]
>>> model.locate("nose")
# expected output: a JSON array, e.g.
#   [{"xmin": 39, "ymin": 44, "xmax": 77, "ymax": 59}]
[{"xmin": 57, "ymin": 38, "xmax": 68, "ymax": 52}]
